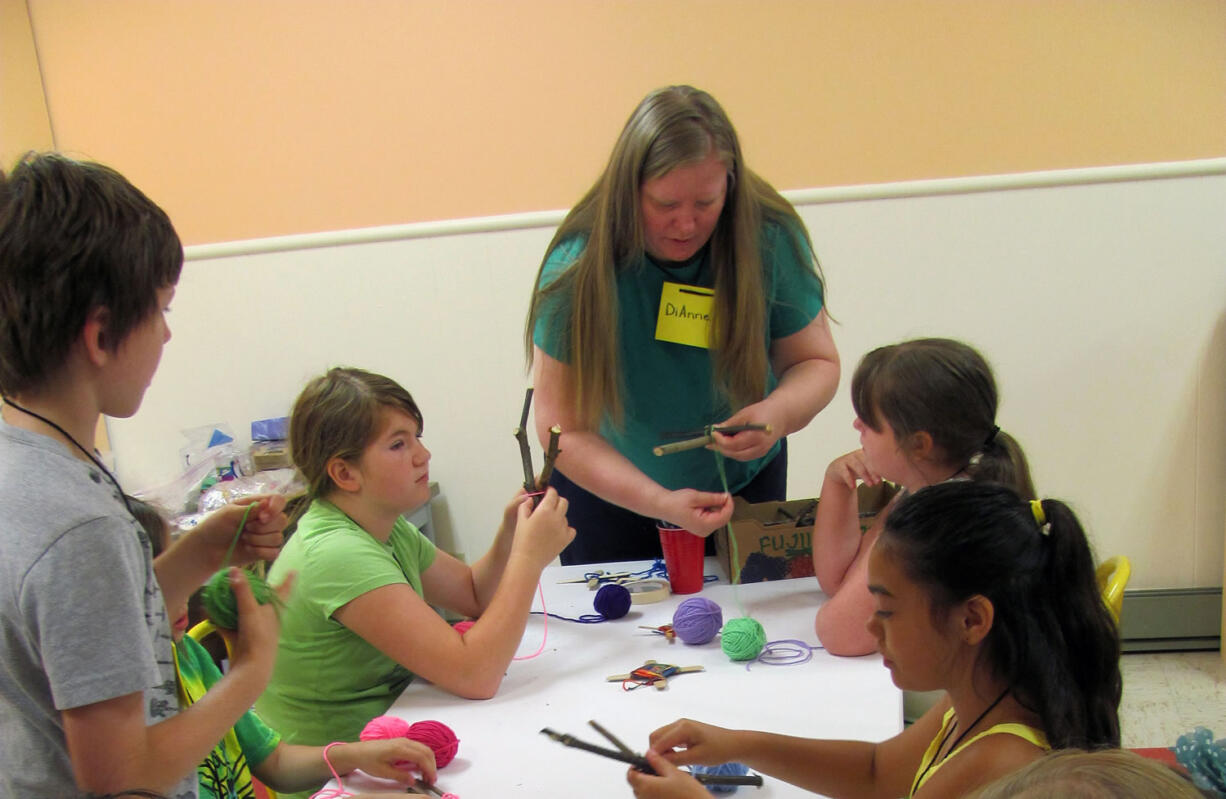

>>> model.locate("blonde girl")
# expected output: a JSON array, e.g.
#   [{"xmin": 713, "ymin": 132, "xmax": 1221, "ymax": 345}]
[{"xmin": 255, "ymin": 368, "xmax": 573, "ymax": 795}]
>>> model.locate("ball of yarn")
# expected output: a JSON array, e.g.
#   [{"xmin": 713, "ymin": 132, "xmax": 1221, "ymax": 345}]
[
  {"xmin": 720, "ymin": 617, "xmax": 766, "ymax": 661},
  {"xmin": 407, "ymin": 720, "xmax": 460, "ymax": 768},
  {"xmin": 200, "ymin": 568, "xmax": 277, "ymax": 630},
  {"xmin": 672, "ymin": 597, "xmax": 723, "ymax": 645},
  {"xmin": 361, "ymin": 716, "xmax": 460, "ymax": 769},
  {"xmin": 360, "ymin": 715, "xmax": 410, "ymax": 741},
  {"xmin": 452, "ymin": 620, "xmax": 475, "ymax": 635},
  {"xmin": 593, "ymin": 583, "xmax": 632, "ymax": 620},
  {"xmin": 691, "ymin": 762, "xmax": 750, "ymax": 794}
]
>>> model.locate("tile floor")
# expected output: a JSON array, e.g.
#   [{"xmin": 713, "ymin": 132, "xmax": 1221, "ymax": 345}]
[{"xmin": 1119, "ymin": 651, "xmax": 1226, "ymax": 748}]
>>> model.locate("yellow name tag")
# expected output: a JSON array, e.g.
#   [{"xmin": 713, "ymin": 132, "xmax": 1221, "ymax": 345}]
[{"xmin": 655, "ymin": 281, "xmax": 714, "ymax": 349}]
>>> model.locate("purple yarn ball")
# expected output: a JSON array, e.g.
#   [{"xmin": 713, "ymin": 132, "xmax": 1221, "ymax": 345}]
[
  {"xmin": 594, "ymin": 583, "xmax": 632, "ymax": 619},
  {"xmin": 672, "ymin": 596, "xmax": 723, "ymax": 645}
]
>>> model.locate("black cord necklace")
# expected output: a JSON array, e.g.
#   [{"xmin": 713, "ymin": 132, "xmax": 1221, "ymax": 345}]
[
  {"xmin": 911, "ymin": 688, "xmax": 1010, "ymax": 794},
  {"xmin": 2, "ymin": 397, "xmax": 135, "ymax": 517}
]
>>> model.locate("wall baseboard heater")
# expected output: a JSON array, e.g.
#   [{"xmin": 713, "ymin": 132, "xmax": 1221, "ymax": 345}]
[{"xmin": 1120, "ymin": 588, "xmax": 1222, "ymax": 653}]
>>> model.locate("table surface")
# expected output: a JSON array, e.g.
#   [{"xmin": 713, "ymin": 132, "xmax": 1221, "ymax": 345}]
[{"xmin": 329, "ymin": 558, "xmax": 902, "ymax": 798}]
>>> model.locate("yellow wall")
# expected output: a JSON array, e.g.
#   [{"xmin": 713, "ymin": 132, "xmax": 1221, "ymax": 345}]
[
  {"xmin": 0, "ymin": 0, "xmax": 54, "ymax": 166},
  {"xmin": 6, "ymin": 0, "xmax": 1226, "ymax": 245}
]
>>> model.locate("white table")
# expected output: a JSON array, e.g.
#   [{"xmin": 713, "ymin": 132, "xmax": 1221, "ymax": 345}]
[{"xmin": 330, "ymin": 558, "xmax": 902, "ymax": 797}]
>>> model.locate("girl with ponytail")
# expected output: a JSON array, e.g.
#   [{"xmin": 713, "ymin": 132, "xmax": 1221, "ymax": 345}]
[
  {"xmin": 813, "ymin": 338, "xmax": 1036, "ymax": 655},
  {"xmin": 630, "ymin": 481, "xmax": 1120, "ymax": 799}
]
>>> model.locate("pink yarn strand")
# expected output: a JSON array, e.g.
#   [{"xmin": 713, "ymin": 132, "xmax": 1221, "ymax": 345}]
[
  {"xmin": 512, "ymin": 581, "xmax": 548, "ymax": 661},
  {"xmin": 309, "ymin": 741, "xmax": 352, "ymax": 799}
]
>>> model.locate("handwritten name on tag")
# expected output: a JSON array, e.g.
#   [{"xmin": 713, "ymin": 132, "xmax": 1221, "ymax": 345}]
[{"xmin": 655, "ymin": 281, "xmax": 713, "ymax": 349}]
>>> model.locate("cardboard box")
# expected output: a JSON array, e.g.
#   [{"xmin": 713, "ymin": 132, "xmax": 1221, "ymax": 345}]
[{"xmin": 716, "ymin": 481, "xmax": 900, "ymax": 583}]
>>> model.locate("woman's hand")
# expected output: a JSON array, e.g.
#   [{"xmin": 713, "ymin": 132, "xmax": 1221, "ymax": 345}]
[
  {"xmin": 825, "ymin": 449, "xmax": 881, "ymax": 490},
  {"xmin": 709, "ymin": 404, "xmax": 783, "ymax": 462},
  {"xmin": 627, "ymin": 749, "xmax": 710, "ymax": 799},
  {"xmin": 658, "ymin": 489, "xmax": 733, "ymax": 537}
]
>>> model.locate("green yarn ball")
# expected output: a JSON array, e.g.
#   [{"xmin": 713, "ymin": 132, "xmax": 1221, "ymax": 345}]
[
  {"xmin": 201, "ymin": 568, "xmax": 277, "ymax": 630},
  {"xmin": 720, "ymin": 616, "xmax": 766, "ymax": 661}
]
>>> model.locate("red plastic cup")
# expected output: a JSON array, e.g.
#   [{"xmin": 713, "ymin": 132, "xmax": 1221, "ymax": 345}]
[{"xmin": 657, "ymin": 524, "xmax": 705, "ymax": 595}]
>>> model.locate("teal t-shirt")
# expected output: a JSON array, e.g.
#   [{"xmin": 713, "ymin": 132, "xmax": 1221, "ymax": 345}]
[
  {"xmin": 256, "ymin": 499, "xmax": 437, "ymax": 752},
  {"xmin": 173, "ymin": 635, "xmax": 280, "ymax": 799},
  {"xmin": 533, "ymin": 219, "xmax": 824, "ymax": 493}
]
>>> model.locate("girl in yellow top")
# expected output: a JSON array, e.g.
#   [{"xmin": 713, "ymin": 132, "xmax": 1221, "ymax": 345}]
[{"xmin": 628, "ymin": 480, "xmax": 1121, "ymax": 799}]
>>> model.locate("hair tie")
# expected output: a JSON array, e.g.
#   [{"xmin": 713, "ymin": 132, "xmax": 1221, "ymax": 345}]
[
  {"xmin": 1030, "ymin": 499, "xmax": 1050, "ymax": 534},
  {"xmin": 984, "ymin": 424, "xmax": 1000, "ymax": 447}
]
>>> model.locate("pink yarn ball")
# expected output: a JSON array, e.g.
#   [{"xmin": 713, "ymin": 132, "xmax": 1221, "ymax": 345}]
[
  {"xmin": 452, "ymin": 620, "xmax": 475, "ymax": 635},
  {"xmin": 408, "ymin": 720, "xmax": 460, "ymax": 768},
  {"xmin": 360, "ymin": 715, "xmax": 410, "ymax": 741}
]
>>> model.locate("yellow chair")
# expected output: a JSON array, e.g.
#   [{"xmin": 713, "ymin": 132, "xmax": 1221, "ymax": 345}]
[{"xmin": 1096, "ymin": 555, "xmax": 1131, "ymax": 624}]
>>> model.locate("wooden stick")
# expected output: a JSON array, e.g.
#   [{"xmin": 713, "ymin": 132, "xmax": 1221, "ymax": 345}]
[
  {"xmin": 588, "ymin": 719, "xmax": 636, "ymax": 757},
  {"xmin": 412, "ymin": 778, "xmax": 446, "ymax": 797},
  {"xmin": 660, "ymin": 423, "xmax": 772, "ymax": 439},
  {"xmin": 653, "ymin": 423, "xmax": 772, "ymax": 456},
  {"xmin": 537, "ymin": 424, "xmax": 562, "ymax": 489},
  {"xmin": 514, "ymin": 388, "xmax": 536, "ymax": 493},
  {"xmin": 539, "ymin": 728, "xmax": 764, "ymax": 786},
  {"xmin": 653, "ymin": 434, "xmax": 714, "ymax": 456}
]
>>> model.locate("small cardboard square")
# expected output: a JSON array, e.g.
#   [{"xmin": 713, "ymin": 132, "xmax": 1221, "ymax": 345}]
[{"xmin": 716, "ymin": 482, "xmax": 900, "ymax": 583}]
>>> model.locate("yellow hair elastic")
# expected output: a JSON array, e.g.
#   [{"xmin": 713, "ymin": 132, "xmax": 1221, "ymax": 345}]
[{"xmin": 1030, "ymin": 499, "xmax": 1047, "ymax": 528}]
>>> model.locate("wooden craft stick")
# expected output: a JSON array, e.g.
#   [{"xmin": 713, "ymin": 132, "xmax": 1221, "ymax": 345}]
[
  {"xmin": 412, "ymin": 778, "xmax": 446, "ymax": 796},
  {"xmin": 537, "ymin": 424, "xmax": 562, "ymax": 489},
  {"xmin": 540, "ymin": 728, "xmax": 764, "ymax": 786},
  {"xmin": 588, "ymin": 719, "xmax": 636, "ymax": 757},
  {"xmin": 514, "ymin": 388, "xmax": 536, "ymax": 493},
  {"xmin": 653, "ymin": 423, "xmax": 772, "ymax": 456}
]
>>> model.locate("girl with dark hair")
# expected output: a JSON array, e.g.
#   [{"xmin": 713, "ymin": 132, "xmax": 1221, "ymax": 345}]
[
  {"xmin": 629, "ymin": 481, "xmax": 1121, "ymax": 799},
  {"xmin": 812, "ymin": 338, "xmax": 1036, "ymax": 655}
]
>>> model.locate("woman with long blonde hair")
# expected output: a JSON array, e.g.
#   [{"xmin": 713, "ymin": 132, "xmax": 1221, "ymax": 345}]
[{"xmin": 526, "ymin": 85, "xmax": 839, "ymax": 564}]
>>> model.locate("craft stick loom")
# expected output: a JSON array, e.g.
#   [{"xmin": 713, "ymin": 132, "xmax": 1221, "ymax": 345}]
[
  {"xmin": 513, "ymin": 387, "xmax": 561, "ymax": 502},
  {"xmin": 653, "ymin": 423, "xmax": 772, "ymax": 456},
  {"xmin": 541, "ymin": 722, "xmax": 764, "ymax": 788}
]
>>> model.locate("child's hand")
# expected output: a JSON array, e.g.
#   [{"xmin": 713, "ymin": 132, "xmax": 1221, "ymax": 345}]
[
  {"xmin": 221, "ymin": 568, "xmax": 294, "ymax": 681},
  {"xmin": 826, "ymin": 449, "xmax": 880, "ymax": 490},
  {"xmin": 627, "ymin": 749, "xmax": 709, "ymax": 799},
  {"xmin": 658, "ymin": 489, "xmax": 733, "ymax": 537},
  {"xmin": 193, "ymin": 495, "xmax": 289, "ymax": 569},
  {"xmin": 511, "ymin": 487, "xmax": 574, "ymax": 570},
  {"xmin": 497, "ymin": 488, "xmax": 530, "ymax": 540},
  {"xmin": 337, "ymin": 738, "xmax": 438, "ymax": 786},
  {"xmin": 647, "ymin": 718, "xmax": 736, "ymax": 768}
]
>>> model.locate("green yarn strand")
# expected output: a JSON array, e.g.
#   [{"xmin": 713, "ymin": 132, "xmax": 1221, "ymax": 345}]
[{"xmin": 199, "ymin": 502, "xmax": 280, "ymax": 630}]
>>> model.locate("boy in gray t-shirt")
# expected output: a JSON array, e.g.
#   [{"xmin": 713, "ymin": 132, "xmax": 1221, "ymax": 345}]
[{"xmin": 0, "ymin": 154, "xmax": 288, "ymax": 798}]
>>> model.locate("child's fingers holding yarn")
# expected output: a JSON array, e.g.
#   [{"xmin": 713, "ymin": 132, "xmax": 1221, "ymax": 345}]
[
  {"xmin": 355, "ymin": 738, "xmax": 438, "ymax": 784},
  {"xmin": 648, "ymin": 719, "xmax": 732, "ymax": 768},
  {"xmin": 627, "ymin": 749, "xmax": 709, "ymax": 799},
  {"xmin": 227, "ymin": 569, "xmax": 282, "ymax": 670},
  {"xmin": 516, "ymin": 488, "xmax": 575, "ymax": 567},
  {"xmin": 232, "ymin": 496, "xmax": 288, "ymax": 563}
]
